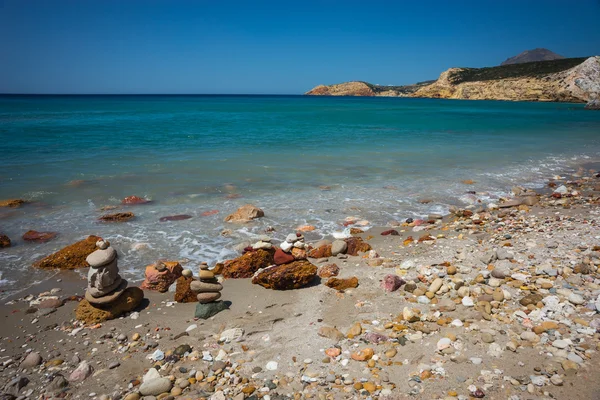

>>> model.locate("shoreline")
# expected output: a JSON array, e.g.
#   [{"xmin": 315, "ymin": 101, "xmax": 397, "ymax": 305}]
[{"xmin": 0, "ymin": 164, "xmax": 598, "ymax": 399}]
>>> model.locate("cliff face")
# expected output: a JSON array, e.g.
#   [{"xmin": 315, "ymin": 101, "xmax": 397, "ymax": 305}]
[{"xmin": 413, "ymin": 56, "xmax": 600, "ymax": 103}]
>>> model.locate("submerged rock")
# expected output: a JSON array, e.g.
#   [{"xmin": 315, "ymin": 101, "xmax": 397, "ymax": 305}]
[
  {"xmin": 98, "ymin": 212, "xmax": 135, "ymax": 222},
  {"xmin": 252, "ymin": 260, "xmax": 317, "ymax": 290},
  {"xmin": 22, "ymin": 230, "xmax": 58, "ymax": 242},
  {"xmin": 75, "ymin": 287, "xmax": 143, "ymax": 324},
  {"xmin": 0, "ymin": 199, "xmax": 26, "ymax": 208},
  {"xmin": 224, "ymin": 204, "xmax": 264, "ymax": 223},
  {"xmin": 0, "ymin": 234, "xmax": 10, "ymax": 248},
  {"xmin": 222, "ymin": 248, "xmax": 275, "ymax": 279},
  {"xmin": 159, "ymin": 214, "xmax": 192, "ymax": 222},
  {"xmin": 33, "ymin": 235, "xmax": 102, "ymax": 269},
  {"xmin": 121, "ymin": 195, "xmax": 151, "ymax": 205}
]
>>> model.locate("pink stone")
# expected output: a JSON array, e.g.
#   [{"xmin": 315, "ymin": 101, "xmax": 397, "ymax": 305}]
[{"xmin": 381, "ymin": 274, "xmax": 405, "ymax": 292}]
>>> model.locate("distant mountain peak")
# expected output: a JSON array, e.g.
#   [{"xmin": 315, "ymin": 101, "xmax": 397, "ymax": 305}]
[{"xmin": 501, "ymin": 48, "xmax": 565, "ymax": 66}]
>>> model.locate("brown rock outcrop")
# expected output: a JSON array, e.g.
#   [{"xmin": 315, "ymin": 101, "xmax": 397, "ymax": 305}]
[
  {"xmin": 140, "ymin": 261, "xmax": 183, "ymax": 292},
  {"xmin": 33, "ymin": 235, "xmax": 102, "ymax": 269},
  {"xmin": 224, "ymin": 204, "xmax": 264, "ymax": 223},
  {"xmin": 325, "ymin": 277, "xmax": 359, "ymax": 291},
  {"xmin": 222, "ymin": 248, "xmax": 275, "ymax": 279},
  {"xmin": 251, "ymin": 260, "xmax": 318, "ymax": 290},
  {"xmin": 75, "ymin": 287, "xmax": 143, "ymax": 324},
  {"xmin": 305, "ymin": 82, "xmax": 375, "ymax": 97},
  {"xmin": 22, "ymin": 230, "xmax": 58, "ymax": 242},
  {"xmin": 0, "ymin": 199, "xmax": 26, "ymax": 208},
  {"xmin": 174, "ymin": 276, "xmax": 198, "ymax": 303},
  {"xmin": 0, "ymin": 234, "xmax": 10, "ymax": 248},
  {"xmin": 98, "ymin": 212, "xmax": 135, "ymax": 222},
  {"xmin": 344, "ymin": 237, "xmax": 372, "ymax": 256},
  {"xmin": 308, "ymin": 244, "xmax": 332, "ymax": 259}
]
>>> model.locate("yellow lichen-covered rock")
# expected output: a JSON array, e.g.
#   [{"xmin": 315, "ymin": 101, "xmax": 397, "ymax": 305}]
[
  {"xmin": 33, "ymin": 235, "xmax": 102, "ymax": 269},
  {"xmin": 251, "ymin": 260, "xmax": 317, "ymax": 290},
  {"xmin": 75, "ymin": 287, "xmax": 143, "ymax": 324}
]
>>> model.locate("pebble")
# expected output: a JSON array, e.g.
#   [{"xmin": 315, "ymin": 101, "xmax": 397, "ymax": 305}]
[{"xmin": 461, "ymin": 296, "xmax": 474, "ymax": 307}]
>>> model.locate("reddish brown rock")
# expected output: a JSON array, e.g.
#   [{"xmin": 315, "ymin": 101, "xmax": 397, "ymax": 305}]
[
  {"xmin": 0, "ymin": 234, "xmax": 11, "ymax": 248},
  {"xmin": 222, "ymin": 248, "xmax": 275, "ymax": 279},
  {"xmin": 308, "ymin": 244, "xmax": 332, "ymax": 259},
  {"xmin": 22, "ymin": 230, "xmax": 58, "ymax": 242},
  {"xmin": 0, "ymin": 199, "xmax": 26, "ymax": 208},
  {"xmin": 274, "ymin": 248, "xmax": 295, "ymax": 265},
  {"xmin": 349, "ymin": 228, "xmax": 364, "ymax": 234},
  {"xmin": 159, "ymin": 214, "xmax": 192, "ymax": 222},
  {"xmin": 344, "ymin": 237, "xmax": 372, "ymax": 256},
  {"xmin": 291, "ymin": 247, "xmax": 307, "ymax": 260},
  {"xmin": 381, "ymin": 274, "xmax": 405, "ymax": 292},
  {"xmin": 174, "ymin": 276, "xmax": 198, "ymax": 303},
  {"xmin": 212, "ymin": 263, "xmax": 224, "ymax": 275},
  {"xmin": 251, "ymin": 260, "xmax": 318, "ymax": 290},
  {"xmin": 33, "ymin": 235, "xmax": 102, "ymax": 269},
  {"xmin": 75, "ymin": 287, "xmax": 143, "ymax": 324},
  {"xmin": 381, "ymin": 229, "xmax": 399, "ymax": 236},
  {"xmin": 98, "ymin": 212, "xmax": 135, "ymax": 222},
  {"xmin": 224, "ymin": 204, "xmax": 264, "ymax": 223},
  {"xmin": 140, "ymin": 261, "xmax": 183, "ymax": 292},
  {"xmin": 325, "ymin": 277, "xmax": 359, "ymax": 291},
  {"xmin": 121, "ymin": 195, "xmax": 151, "ymax": 205},
  {"xmin": 318, "ymin": 263, "xmax": 340, "ymax": 278}
]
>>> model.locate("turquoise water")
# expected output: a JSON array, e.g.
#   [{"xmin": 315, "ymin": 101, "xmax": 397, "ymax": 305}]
[{"xmin": 1, "ymin": 95, "xmax": 600, "ymax": 296}]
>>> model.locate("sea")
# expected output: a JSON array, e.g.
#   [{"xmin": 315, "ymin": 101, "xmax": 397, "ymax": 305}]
[{"xmin": 1, "ymin": 95, "xmax": 600, "ymax": 298}]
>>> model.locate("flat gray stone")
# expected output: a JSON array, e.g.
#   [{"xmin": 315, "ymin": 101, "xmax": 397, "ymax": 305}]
[
  {"xmin": 190, "ymin": 280, "xmax": 222, "ymax": 293},
  {"xmin": 85, "ymin": 279, "xmax": 127, "ymax": 305},
  {"xmin": 139, "ymin": 377, "xmax": 172, "ymax": 396},
  {"xmin": 86, "ymin": 247, "xmax": 117, "ymax": 268},
  {"xmin": 331, "ymin": 240, "xmax": 347, "ymax": 256}
]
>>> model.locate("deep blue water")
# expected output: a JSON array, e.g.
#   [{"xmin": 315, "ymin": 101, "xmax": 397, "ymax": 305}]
[{"xmin": 1, "ymin": 95, "xmax": 599, "ymax": 295}]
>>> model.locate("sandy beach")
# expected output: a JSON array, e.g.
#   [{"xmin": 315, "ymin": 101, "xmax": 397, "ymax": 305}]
[{"xmin": 0, "ymin": 166, "xmax": 599, "ymax": 400}]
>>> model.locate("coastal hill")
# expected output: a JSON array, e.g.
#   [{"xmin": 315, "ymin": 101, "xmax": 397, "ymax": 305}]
[
  {"xmin": 500, "ymin": 48, "xmax": 565, "ymax": 65},
  {"xmin": 305, "ymin": 55, "xmax": 600, "ymax": 104}
]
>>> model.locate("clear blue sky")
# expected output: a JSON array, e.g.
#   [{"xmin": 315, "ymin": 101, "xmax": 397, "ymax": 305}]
[{"xmin": 1, "ymin": 0, "xmax": 599, "ymax": 94}]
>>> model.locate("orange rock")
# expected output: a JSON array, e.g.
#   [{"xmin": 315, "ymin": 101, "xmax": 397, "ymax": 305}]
[
  {"xmin": 224, "ymin": 204, "xmax": 264, "ymax": 223},
  {"xmin": 344, "ymin": 237, "xmax": 371, "ymax": 256},
  {"xmin": 140, "ymin": 261, "xmax": 183, "ymax": 292},
  {"xmin": 420, "ymin": 370, "xmax": 433, "ymax": 380},
  {"xmin": 351, "ymin": 348, "xmax": 374, "ymax": 361},
  {"xmin": 222, "ymin": 248, "xmax": 275, "ymax": 279},
  {"xmin": 174, "ymin": 276, "xmax": 197, "ymax": 303},
  {"xmin": 349, "ymin": 228, "xmax": 364, "ymax": 234},
  {"xmin": 0, "ymin": 199, "xmax": 26, "ymax": 208},
  {"xmin": 297, "ymin": 225, "xmax": 316, "ymax": 232},
  {"xmin": 325, "ymin": 277, "xmax": 359, "ymax": 291},
  {"xmin": 33, "ymin": 235, "xmax": 102, "ymax": 269},
  {"xmin": 121, "ymin": 195, "xmax": 151, "ymax": 205},
  {"xmin": 403, "ymin": 237, "xmax": 414, "ymax": 246},
  {"xmin": 325, "ymin": 348, "xmax": 341, "ymax": 358},
  {"xmin": 308, "ymin": 244, "xmax": 332, "ymax": 258},
  {"xmin": 251, "ymin": 260, "xmax": 317, "ymax": 290},
  {"xmin": 317, "ymin": 263, "xmax": 339, "ymax": 278}
]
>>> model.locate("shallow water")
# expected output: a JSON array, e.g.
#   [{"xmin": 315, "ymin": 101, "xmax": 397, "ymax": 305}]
[{"xmin": 1, "ymin": 95, "xmax": 600, "ymax": 298}]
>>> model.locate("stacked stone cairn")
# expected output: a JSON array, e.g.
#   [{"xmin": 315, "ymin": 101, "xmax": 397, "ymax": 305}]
[
  {"xmin": 188, "ymin": 262, "xmax": 228, "ymax": 319},
  {"xmin": 85, "ymin": 240, "xmax": 127, "ymax": 305},
  {"xmin": 274, "ymin": 232, "xmax": 307, "ymax": 264},
  {"xmin": 252, "ymin": 235, "xmax": 273, "ymax": 250},
  {"xmin": 281, "ymin": 233, "xmax": 305, "ymax": 253}
]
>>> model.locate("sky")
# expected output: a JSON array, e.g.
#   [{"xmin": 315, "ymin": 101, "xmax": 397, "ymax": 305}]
[{"xmin": 1, "ymin": 0, "xmax": 599, "ymax": 94}]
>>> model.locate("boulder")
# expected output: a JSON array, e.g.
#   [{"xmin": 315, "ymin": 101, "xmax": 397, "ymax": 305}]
[
  {"xmin": 121, "ymin": 195, "xmax": 151, "ymax": 205},
  {"xmin": 251, "ymin": 260, "xmax": 317, "ymax": 290},
  {"xmin": 381, "ymin": 274, "xmax": 405, "ymax": 292},
  {"xmin": 585, "ymin": 98, "xmax": 600, "ymax": 110},
  {"xmin": 159, "ymin": 214, "xmax": 192, "ymax": 222},
  {"xmin": 325, "ymin": 277, "xmax": 358, "ymax": 291},
  {"xmin": 224, "ymin": 204, "xmax": 264, "ymax": 223},
  {"xmin": 22, "ymin": 230, "xmax": 58, "ymax": 242},
  {"xmin": 75, "ymin": 287, "xmax": 143, "ymax": 324},
  {"xmin": 330, "ymin": 240, "xmax": 347, "ymax": 256},
  {"xmin": 0, "ymin": 199, "xmax": 26, "ymax": 208},
  {"xmin": 33, "ymin": 235, "xmax": 102, "ymax": 269},
  {"xmin": 140, "ymin": 261, "xmax": 183, "ymax": 292},
  {"xmin": 0, "ymin": 234, "xmax": 10, "ymax": 248},
  {"xmin": 344, "ymin": 237, "xmax": 372, "ymax": 256},
  {"xmin": 174, "ymin": 277, "xmax": 198, "ymax": 303},
  {"xmin": 308, "ymin": 244, "xmax": 332, "ymax": 258},
  {"xmin": 98, "ymin": 212, "xmax": 135, "ymax": 222},
  {"xmin": 318, "ymin": 263, "xmax": 340, "ymax": 278},
  {"xmin": 195, "ymin": 301, "xmax": 229, "ymax": 319},
  {"xmin": 222, "ymin": 248, "xmax": 275, "ymax": 279},
  {"xmin": 274, "ymin": 248, "xmax": 295, "ymax": 265}
]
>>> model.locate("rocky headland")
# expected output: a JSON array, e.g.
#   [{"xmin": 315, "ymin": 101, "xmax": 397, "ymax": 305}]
[
  {"xmin": 306, "ymin": 54, "xmax": 600, "ymax": 107},
  {"xmin": 0, "ymin": 167, "xmax": 600, "ymax": 399}
]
